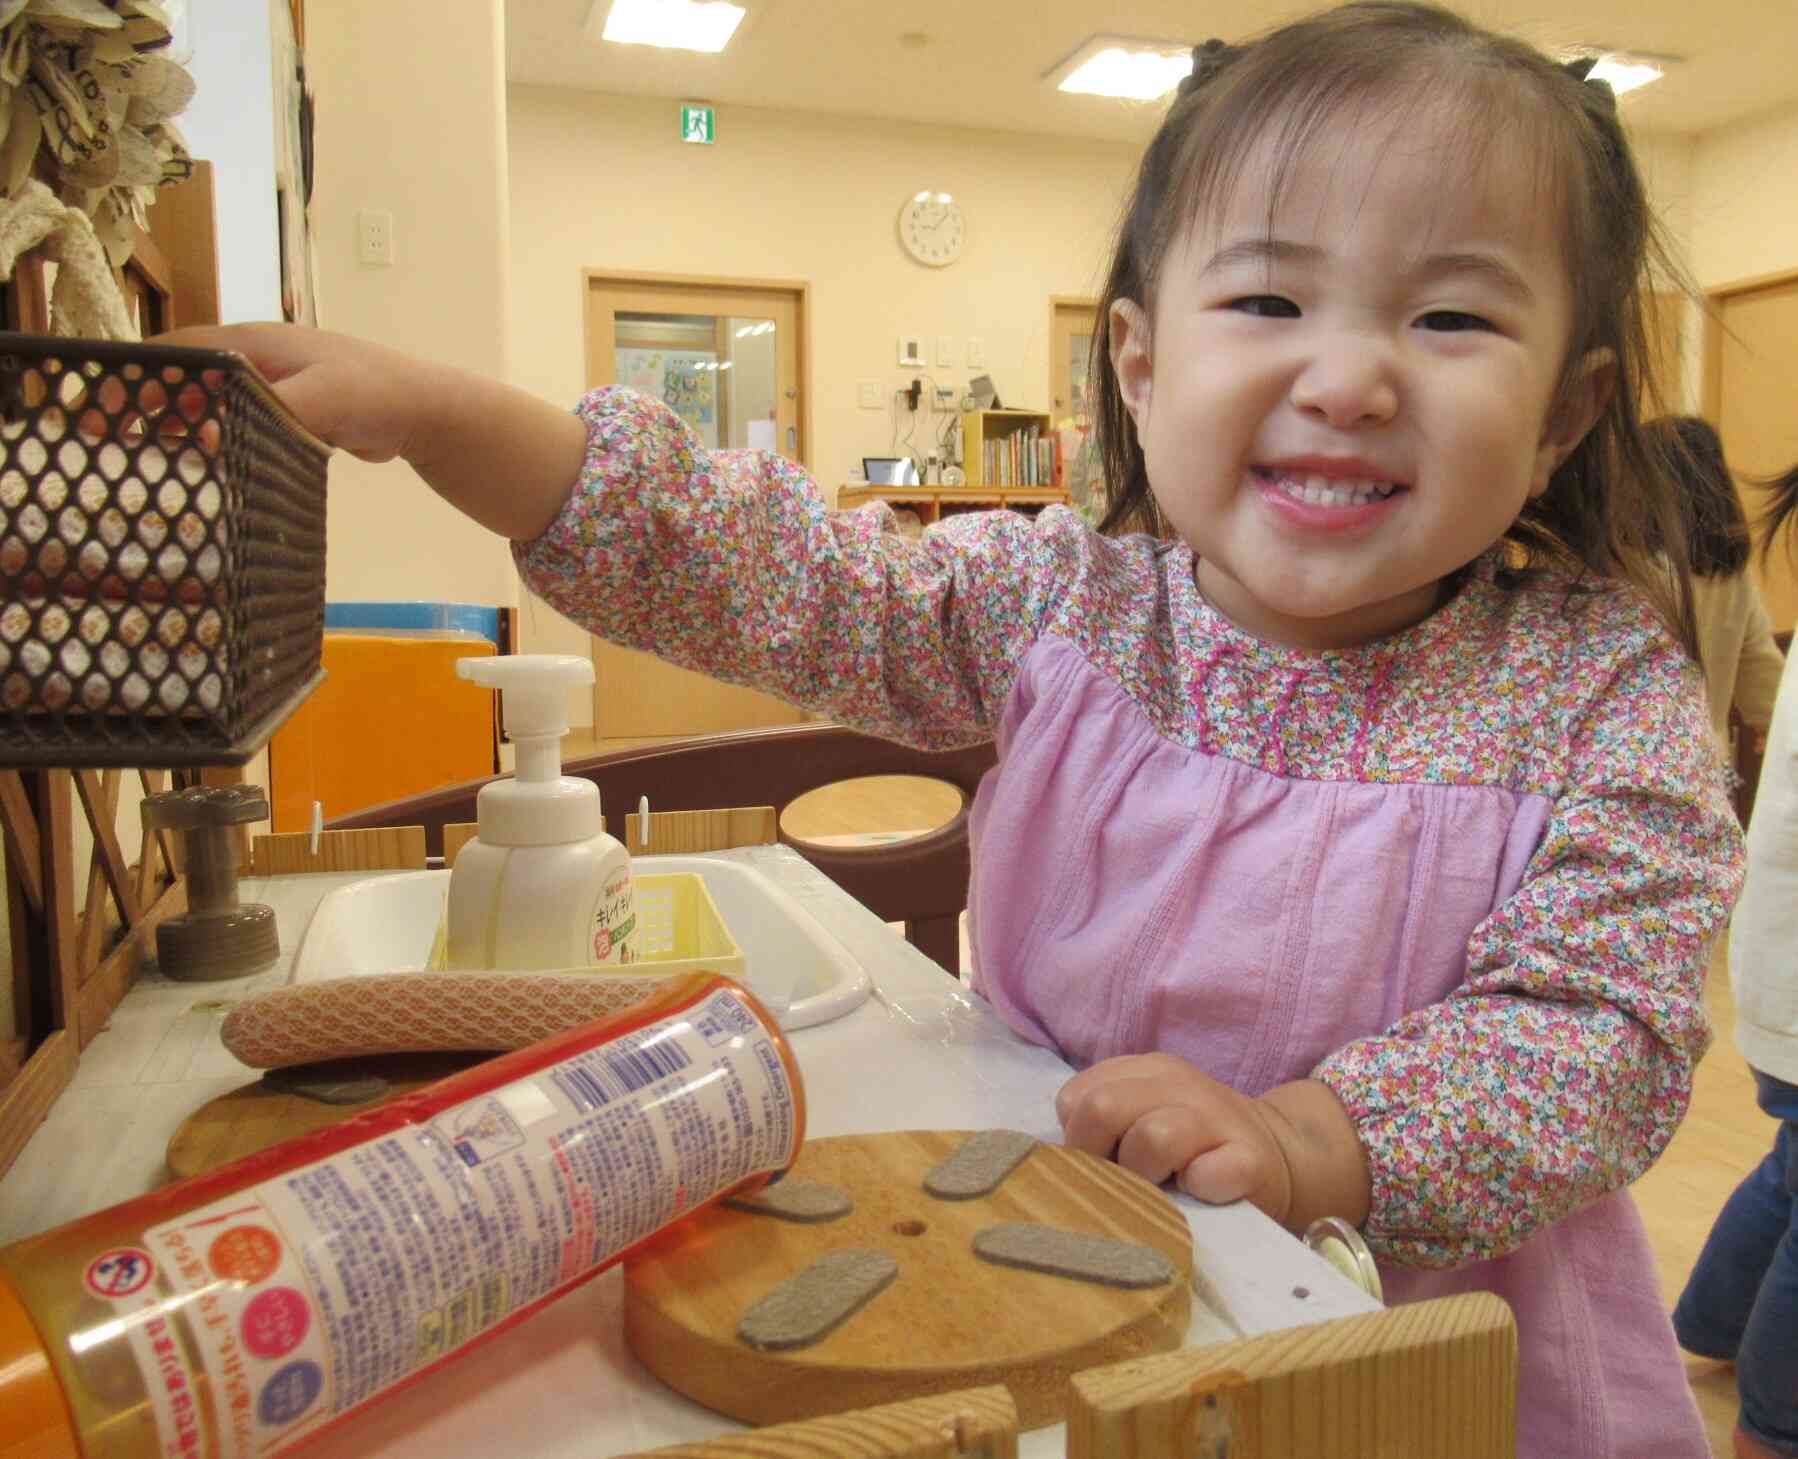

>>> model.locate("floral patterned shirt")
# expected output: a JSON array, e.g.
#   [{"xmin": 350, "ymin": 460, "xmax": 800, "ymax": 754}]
[{"xmin": 515, "ymin": 387, "xmax": 1744, "ymax": 1264}]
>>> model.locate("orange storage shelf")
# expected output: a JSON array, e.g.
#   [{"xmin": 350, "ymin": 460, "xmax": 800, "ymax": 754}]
[{"xmin": 269, "ymin": 633, "xmax": 497, "ymax": 833}]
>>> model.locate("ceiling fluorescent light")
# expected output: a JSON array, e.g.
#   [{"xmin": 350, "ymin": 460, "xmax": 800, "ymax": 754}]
[
  {"xmin": 1587, "ymin": 53, "xmax": 1663, "ymax": 95},
  {"xmin": 1048, "ymin": 36, "xmax": 1192, "ymax": 102},
  {"xmin": 1562, "ymin": 48, "xmax": 1670, "ymax": 96},
  {"xmin": 599, "ymin": 0, "xmax": 746, "ymax": 54}
]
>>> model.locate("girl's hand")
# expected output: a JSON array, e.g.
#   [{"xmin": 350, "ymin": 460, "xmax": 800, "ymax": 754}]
[
  {"xmin": 148, "ymin": 323, "xmax": 588, "ymax": 542},
  {"xmin": 1055, "ymin": 1053, "xmax": 1371, "ymax": 1236},
  {"xmin": 153, "ymin": 322, "xmax": 431, "ymax": 464}
]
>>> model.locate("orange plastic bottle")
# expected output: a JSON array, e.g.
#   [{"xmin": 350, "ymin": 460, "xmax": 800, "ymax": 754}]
[{"xmin": 0, "ymin": 971, "xmax": 805, "ymax": 1459}]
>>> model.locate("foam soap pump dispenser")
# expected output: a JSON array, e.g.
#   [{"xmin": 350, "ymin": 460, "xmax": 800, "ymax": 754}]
[{"xmin": 445, "ymin": 654, "xmax": 638, "ymax": 970}]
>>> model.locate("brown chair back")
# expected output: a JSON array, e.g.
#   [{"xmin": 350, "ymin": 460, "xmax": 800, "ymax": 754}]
[{"xmin": 329, "ymin": 723, "xmax": 998, "ymax": 976}]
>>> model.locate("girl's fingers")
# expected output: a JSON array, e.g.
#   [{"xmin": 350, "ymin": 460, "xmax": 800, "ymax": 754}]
[
  {"xmin": 1114, "ymin": 1103, "xmax": 1209, "ymax": 1187},
  {"xmin": 1179, "ymin": 1141, "xmax": 1262, "ymax": 1207},
  {"xmin": 1057, "ymin": 1070, "xmax": 1166, "ymax": 1157}
]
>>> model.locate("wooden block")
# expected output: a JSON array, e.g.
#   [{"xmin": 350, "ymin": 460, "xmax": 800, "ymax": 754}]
[
  {"xmin": 1064, "ymin": 1290, "xmax": 1516, "ymax": 1459},
  {"xmin": 443, "ymin": 821, "xmax": 478, "ymax": 866},
  {"xmin": 624, "ymin": 806, "xmax": 778, "ymax": 855},
  {"xmin": 621, "ymin": 1385, "xmax": 1018, "ymax": 1458},
  {"xmin": 250, "ymin": 827, "xmax": 427, "ymax": 876}
]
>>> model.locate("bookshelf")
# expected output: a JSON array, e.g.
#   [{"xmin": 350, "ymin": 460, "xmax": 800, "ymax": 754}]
[{"xmin": 963, "ymin": 409, "xmax": 1054, "ymax": 488}]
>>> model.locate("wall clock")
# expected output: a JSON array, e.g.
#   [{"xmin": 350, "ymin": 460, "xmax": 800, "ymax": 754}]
[{"xmin": 898, "ymin": 192, "xmax": 965, "ymax": 268}]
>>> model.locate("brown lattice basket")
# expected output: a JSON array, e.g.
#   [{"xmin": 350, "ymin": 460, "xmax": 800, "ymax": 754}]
[{"xmin": 0, "ymin": 332, "xmax": 329, "ymax": 767}]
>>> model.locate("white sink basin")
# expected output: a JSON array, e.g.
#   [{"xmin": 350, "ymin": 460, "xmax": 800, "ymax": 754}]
[{"xmin": 289, "ymin": 854, "xmax": 871, "ymax": 1030}]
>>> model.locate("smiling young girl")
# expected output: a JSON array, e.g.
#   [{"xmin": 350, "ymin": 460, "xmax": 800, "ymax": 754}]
[{"xmin": 163, "ymin": 4, "xmax": 1740, "ymax": 1453}]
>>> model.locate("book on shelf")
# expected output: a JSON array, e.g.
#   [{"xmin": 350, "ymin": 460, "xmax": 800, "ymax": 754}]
[{"xmin": 980, "ymin": 424, "xmax": 1057, "ymax": 488}]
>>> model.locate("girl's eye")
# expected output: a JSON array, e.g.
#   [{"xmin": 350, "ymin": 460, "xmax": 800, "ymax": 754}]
[
  {"xmin": 1418, "ymin": 310, "xmax": 1493, "ymax": 333},
  {"xmin": 1227, "ymin": 295, "xmax": 1300, "ymax": 319}
]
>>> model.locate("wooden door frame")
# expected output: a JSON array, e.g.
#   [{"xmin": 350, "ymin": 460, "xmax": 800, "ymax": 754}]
[
  {"xmin": 582, "ymin": 269, "xmax": 812, "ymax": 469},
  {"xmin": 1700, "ymin": 265, "xmax": 1798, "ymax": 421},
  {"xmin": 1049, "ymin": 295, "xmax": 1099, "ymax": 424}
]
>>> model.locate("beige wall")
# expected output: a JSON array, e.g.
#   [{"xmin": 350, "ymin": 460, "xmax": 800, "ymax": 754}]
[
  {"xmin": 305, "ymin": 0, "xmax": 515, "ymax": 606},
  {"xmin": 504, "ymin": 84, "xmax": 1140, "ymax": 697},
  {"xmin": 1689, "ymin": 99, "xmax": 1798, "ymax": 289}
]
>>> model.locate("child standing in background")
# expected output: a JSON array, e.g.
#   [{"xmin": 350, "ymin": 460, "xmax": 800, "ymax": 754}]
[
  {"xmin": 164, "ymin": 4, "xmax": 1740, "ymax": 1452},
  {"xmin": 1675, "ymin": 460, "xmax": 1798, "ymax": 1459},
  {"xmin": 1646, "ymin": 415, "xmax": 1785, "ymax": 768}
]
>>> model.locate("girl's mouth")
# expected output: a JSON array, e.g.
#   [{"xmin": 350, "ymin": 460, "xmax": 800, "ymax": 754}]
[{"xmin": 1252, "ymin": 466, "xmax": 1406, "ymax": 508}]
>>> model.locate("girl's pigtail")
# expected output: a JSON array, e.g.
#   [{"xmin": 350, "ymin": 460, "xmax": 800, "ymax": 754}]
[
  {"xmin": 1177, "ymin": 39, "xmax": 1239, "ymax": 100},
  {"xmin": 1560, "ymin": 55, "xmax": 1619, "ymax": 114}
]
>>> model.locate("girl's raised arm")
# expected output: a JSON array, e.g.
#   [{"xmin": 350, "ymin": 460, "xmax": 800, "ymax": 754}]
[{"xmin": 155, "ymin": 323, "xmax": 587, "ymax": 542}]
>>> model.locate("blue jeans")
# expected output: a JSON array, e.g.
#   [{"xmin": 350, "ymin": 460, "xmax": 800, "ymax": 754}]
[{"xmin": 1674, "ymin": 1069, "xmax": 1798, "ymax": 1458}]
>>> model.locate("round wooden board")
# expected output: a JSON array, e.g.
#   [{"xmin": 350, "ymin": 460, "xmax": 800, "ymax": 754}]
[
  {"xmin": 165, "ymin": 1053, "xmax": 490, "ymax": 1181},
  {"xmin": 622, "ymin": 1130, "xmax": 1193, "ymax": 1431}
]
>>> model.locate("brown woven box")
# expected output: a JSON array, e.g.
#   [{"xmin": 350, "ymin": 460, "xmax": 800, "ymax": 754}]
[{"xmin": 0, "ymin": 332, "xmax": 329, "ymax": 767}]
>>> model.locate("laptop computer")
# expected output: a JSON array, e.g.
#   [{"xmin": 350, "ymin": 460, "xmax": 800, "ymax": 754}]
[{"xmin": 861, "ymin": 457, "xmax": 920, "ymax": 486}]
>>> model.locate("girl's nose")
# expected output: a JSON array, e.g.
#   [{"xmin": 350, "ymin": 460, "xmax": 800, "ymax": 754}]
[{"xmin": 1290, "ymin": 339, "xmax": 1398, "ymax": 428}]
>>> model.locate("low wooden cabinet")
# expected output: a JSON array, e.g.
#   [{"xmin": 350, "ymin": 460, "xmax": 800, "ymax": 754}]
[{"xmin": 837, "ymin": 483, "xmax": 1069, "ymax": 526}]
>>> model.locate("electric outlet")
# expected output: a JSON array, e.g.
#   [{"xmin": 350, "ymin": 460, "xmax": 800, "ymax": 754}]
[
  {"xmin": 357, "ymin": 209, "xmax": 394, "ymax": 266},
  {"xmin": 966, "ymin": 336, "xmax": 985, "ymax": 367},
  {"xmin": 858, "ymin": 380, "xmax": 882, "ymax": 410}
]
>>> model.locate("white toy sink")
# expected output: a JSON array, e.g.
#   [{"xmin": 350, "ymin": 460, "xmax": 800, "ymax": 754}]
[{"xmin": 289, "ymin": 854, "xmax": 871, "ymax": 1030}]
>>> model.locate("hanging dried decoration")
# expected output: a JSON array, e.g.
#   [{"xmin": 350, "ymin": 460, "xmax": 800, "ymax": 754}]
[{"xmin": 0, "ymin": 0, "xmax": 197, "ymax": 338}]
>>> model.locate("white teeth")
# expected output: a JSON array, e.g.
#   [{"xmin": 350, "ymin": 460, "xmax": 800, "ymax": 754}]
[{"xmin": 1266, "ymin": 471, "xmax": 1399, "ymax": 507}]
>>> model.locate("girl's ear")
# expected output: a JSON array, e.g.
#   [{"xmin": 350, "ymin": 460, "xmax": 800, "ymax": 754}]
[
  {"xmin": 1109, "ymin": 298, "xmax": 1153, "ymax": 425},
  {"xmin": 1528, "ymin": 348, "xmax": 1615, "ymax": 498}
]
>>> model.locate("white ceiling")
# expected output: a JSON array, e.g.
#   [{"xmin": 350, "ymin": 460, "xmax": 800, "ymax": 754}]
[{"xmin": 505, "ymin": 0, "xmax": 1798, "ymax": 145}]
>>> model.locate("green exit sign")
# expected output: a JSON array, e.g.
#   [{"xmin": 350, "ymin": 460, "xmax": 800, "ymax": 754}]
[{"xmin": 681, "ymin": 103, "xmax": 715, "ymax": 144}]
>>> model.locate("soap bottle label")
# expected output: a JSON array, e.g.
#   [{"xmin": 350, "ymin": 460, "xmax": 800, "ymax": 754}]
[{"xmin": 589, "ymin": 867, "xmax": 637, "ymax": 964}]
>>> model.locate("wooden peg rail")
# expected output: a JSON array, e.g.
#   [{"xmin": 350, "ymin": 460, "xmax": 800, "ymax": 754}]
[
  {"xmin": 623, "ymin": 1385, "xmax": 1019, "ymax": 1458},
  {"xmin": 625, "ymin": 1293, "xmax": 1512, "ymax": 1459},
  {"xmin": 439, "ymin": 805, "xmax": 777, "ymax": 867},
  {"xmin": 1065, "ymin": 1291, "xmax": 1516, "ymax": 1458}
]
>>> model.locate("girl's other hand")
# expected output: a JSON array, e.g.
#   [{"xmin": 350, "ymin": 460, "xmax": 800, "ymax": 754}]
[
  {"xmin": 1055, "ymin": 1052, "xmax": 1371, "ymax": 1236},
  {"xmin": 1056, "ymin": 1052, "xmax": 1296, "ymax": 1217}
]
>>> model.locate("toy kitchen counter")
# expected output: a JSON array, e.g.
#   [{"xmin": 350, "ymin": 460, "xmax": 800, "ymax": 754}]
[{"xmin": 0, "ymin": 845, "xmax": 1506, "ymax": 1458}]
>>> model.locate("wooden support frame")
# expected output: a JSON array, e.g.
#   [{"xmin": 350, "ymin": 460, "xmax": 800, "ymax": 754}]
[{"xmin": 0, "ymin": 767, "xmax": 187, "ymax": 1177}]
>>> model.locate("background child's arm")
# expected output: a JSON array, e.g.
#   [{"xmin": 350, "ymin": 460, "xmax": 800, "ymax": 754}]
[
  {"xmin": 1056, "ymin": 1053, "xmax": 1371, "ymax": 1235},
  {"xmin": 158, "ymin": 323, "xmax": 587, "ymax": 541}
]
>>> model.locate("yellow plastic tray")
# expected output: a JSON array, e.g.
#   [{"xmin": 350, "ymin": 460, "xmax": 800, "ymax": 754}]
[{"xmin": 427, "ymin": 871, "xmax": 745, "ymax": 980}]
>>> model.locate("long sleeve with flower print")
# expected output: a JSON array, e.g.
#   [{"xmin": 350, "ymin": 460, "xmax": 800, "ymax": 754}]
[{"xmin": 515, "ymin": 388, "xmax": 1743, "ymax": 1263}]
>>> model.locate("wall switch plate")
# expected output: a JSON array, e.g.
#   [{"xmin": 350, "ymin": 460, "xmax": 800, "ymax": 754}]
[
  {"xmin": 858, "ymin": 380, "xmax": 883, "ymax": 410},
  {"xmin": 936, "ymin": 335, "xmax": 955, "ymax": 366},
  {"xmin": 898, "ymin": 335, "xmax": 926, "ymax": 367},
  {"xmin": 966, "ymin": 336, "xmax": 985, "ymax": 367},
  {"xmin": 357, "ymin": 209, "xmax": 394, "ymax": 266}
]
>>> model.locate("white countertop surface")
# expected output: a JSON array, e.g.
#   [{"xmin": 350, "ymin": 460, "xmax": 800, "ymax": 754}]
[{"xmin": 0, "ymin": 844, "xmax": 1378, "ymax": 1457}]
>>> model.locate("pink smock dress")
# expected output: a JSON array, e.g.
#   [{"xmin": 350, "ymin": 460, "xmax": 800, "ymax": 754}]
[{"xmin": 517, "ymin": 390, "xmax": 1743, "ymax": 1458}]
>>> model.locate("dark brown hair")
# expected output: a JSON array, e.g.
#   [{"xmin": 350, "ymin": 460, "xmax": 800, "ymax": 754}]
[
  {"xmin": 1089, "ymin": 1, "xmax": 1697, "ymax": 652},
  {"xmin": 1643, "ymin": 416, "xmax": 1750, "ymax": 576},
  {"xmin": 1758, "ymin": 462, "xmax": 1798, "ymax": 563}
]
